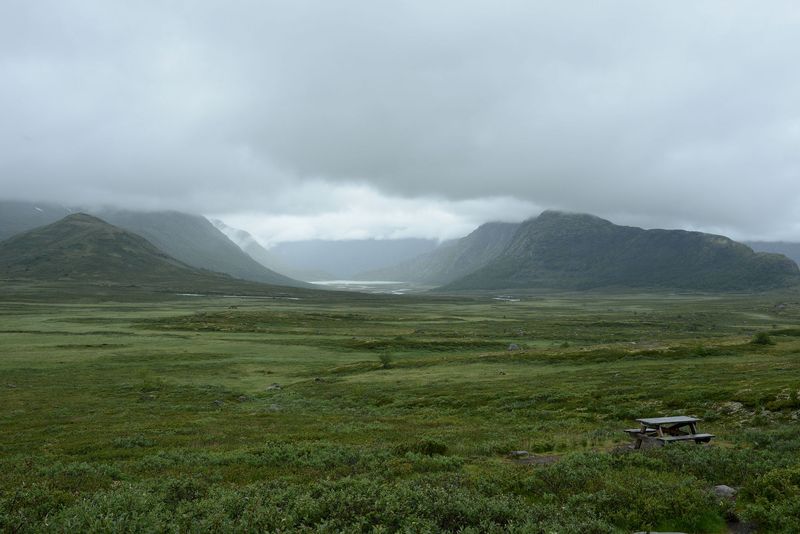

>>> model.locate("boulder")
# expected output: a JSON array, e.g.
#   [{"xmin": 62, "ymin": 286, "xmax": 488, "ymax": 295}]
[{"xmin": 714, "ymin": 484, "xmax": 737, "ymax": 499}]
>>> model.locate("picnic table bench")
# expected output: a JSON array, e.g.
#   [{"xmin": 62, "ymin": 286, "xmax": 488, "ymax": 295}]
[{"xmin": 624, "ymin": 416, "xmax": 714, "ymax": 449}]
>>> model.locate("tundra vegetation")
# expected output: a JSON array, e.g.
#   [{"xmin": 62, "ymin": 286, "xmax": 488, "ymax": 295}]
[{"xmin": 1, "ymin": 288, "xmax": 800, "ymax": 532}]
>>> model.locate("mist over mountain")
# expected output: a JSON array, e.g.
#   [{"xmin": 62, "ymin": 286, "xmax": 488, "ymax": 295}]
[
  {"xmin": 0, "ymin": 201, "xmax": 74, "ymax": 242},
  {"xmin": 95, "ymin": 210, "xmax": 307, "ymax": 288},
  {"xmin": 0, "ymin": 214, "xmax": 328, "ymax": 299},
  {"xmin": 444, "ymin": 211, "xmax": 800, "ymax": 291},
  {"xmin": 3, "ymin": 199, "xmax": 798, "ymax": 293},
  {"xmin": 268, "ymin": 239, "xmax": 439, "ymax": 280},
  {"xmin": 0, "ymin": 201, "xmax": 307, "ymax": 288},
  {"xmin": 358, "ymin": 222, "xmax": 519, "ymax": 285},
  {"xmin": 211, "ymin": 219, "xmax": 333, "ymax": 281},
  {"xmin": 746, "ymin": 241, "xmax": 800, "ymax": 267}
]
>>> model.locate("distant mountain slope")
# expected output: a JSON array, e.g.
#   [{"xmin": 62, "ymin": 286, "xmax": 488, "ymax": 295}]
[
  {"xmin": 0, "ymin": 213, "xmax": 217, "ymax": 282},
  {"xmin": 0, "ymin": 201, "xmax": 307, "ymax": 288},
  {"xmin": 445, "ymin": 211, "xmax": 800, "ymax": 291},
  {"xmin": 358, "ymin": 222, "xmax": 519, "ymax": 284},
  {"xmin": 0, "ymin": 200, "xmax": 74, "ymax": 242},
  {"xmin": 746, "ymin": 241, "xmax": 800, "ymax": 267},
  {"xmin": 93, "ymin": 210, "xmax": 307, "ymax": 288},
  {"xmin": 0, "ymin": 214, "xmax": 331, "ymax": 300},
  {"xmin": 268, "ymin": 238, "xmax": 439, "ymax": 279},
  {"xmin": 211, "ymin": 220, "xmax": 333, "ymax": 281}
]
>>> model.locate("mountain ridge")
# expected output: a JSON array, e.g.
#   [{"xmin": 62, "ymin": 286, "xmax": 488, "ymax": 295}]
[
  {"xmin": 0, "ymin": 213, "xmax": 210, "ymax": 282},
  {"xmin": 444, "ymin": 211, "xmax": 800, "ymax": 291},
  {"xmin": 0, "ymin": 201, "xmax": 308, "ymax": 288}
]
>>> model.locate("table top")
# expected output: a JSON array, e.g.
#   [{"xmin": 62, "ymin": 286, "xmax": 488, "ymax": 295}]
[{"xmin": 636, "ymin": 416, "xmax": 700, "ymax": 425}]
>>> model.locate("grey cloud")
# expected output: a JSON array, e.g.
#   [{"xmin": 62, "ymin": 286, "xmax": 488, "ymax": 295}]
[{"xmin": 1, "ymin": 1, "xmax": 799, "ymax": 238}]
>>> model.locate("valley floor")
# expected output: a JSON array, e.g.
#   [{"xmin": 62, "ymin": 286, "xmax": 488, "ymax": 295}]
[{"xmin": 1, "ymin": 289, "xmax": 800, "ymax": 532}]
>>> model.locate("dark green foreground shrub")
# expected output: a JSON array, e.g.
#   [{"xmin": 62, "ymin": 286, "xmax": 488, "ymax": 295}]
[
  {"xmin": 394, "ymin": 438, "xmax": 448, "ymax": 456},
  {"xmin": 0, "ymin": 451, "xmax": 740, "ymax": 533},
  {"xmin": 740, "ymin": 465, "xmax": 800, "ymax": 533},
  {"xmin": 751, "ymin": 332, "xmax": 775, "ymax": 345},
  {"xmin": 7, "ymin": 445, "xmax": 800, "ymax": 532}
]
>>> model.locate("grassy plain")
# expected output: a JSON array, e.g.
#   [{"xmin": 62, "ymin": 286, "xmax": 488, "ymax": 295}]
[{"xmin": 1, "ymin": 287, "xmax": 800, "ymax": 532}]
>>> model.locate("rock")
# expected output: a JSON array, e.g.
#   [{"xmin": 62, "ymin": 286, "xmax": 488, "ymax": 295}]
[
  {"xmin": 237, "ymin": 395, "xmax": 249, "ymax": 402},
  {"xmin": 720, "ymin": 401, "xmax": 744, "ymax": 414},
  {"xmin": 314, "ymin": 377, "xmax": 323, "ymax": 383},
  {"xmin": 268, "ymin": 404, "xmax": 281, "ymax": 411},
  {"xmin": 266, "ymin": 383, "xmax": 281, "ymax": 390},
  {"xmin": 507, "ymin": 343, "xmax": 520, "ymax": 351},
  {"xmin": 508, "ymin": 450, "xmax": 529, "ymax": 458},
  {"xmin": 6, "ymin": 383, "xmax": 17, "ymax": 388},
  {"xmin": 212, "ymin": 399, "xmax": 224, "ymax": 407},
  {"xmin": 714, "ymin": 485, "xmax": 737, "ymax": 499}
]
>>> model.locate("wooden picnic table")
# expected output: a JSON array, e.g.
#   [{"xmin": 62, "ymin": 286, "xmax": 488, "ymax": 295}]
[{"xmin": 624, "ymin": 415, "xmax": 714, "ymax": 449}]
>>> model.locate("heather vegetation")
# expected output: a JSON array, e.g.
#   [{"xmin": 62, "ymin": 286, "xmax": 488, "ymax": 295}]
[{"xmin": 2, "ymin": 289, "xmax": 800, "ymax": 532}]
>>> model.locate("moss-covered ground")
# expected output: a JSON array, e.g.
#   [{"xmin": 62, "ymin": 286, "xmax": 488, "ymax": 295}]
[{"xmin": 1, "ymin": 289, "xmax": 799, "ymax": 532}]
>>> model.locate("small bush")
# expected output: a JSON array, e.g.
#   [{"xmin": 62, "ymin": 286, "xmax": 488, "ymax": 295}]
[
  {"xmin": 160, "ymin": 477, "xmax": 208, "ymax": 507},
  {"xmin": 751, "ymin": 332, "xmax": 775, "ymax": 345},
  {"xmin": 395, "ymin": 439, "xmax": 448, "ymax": 456},
  {"xmin": 378, "ymin": 353, "xmax": 393, "ymax": 369},
  {"xmin": 112, "ymin": 435, "xmax": 155, "ymax": 449},
  {"xmin": 740, "ymin": 465, "xmax": 800, "ymax": 532}
]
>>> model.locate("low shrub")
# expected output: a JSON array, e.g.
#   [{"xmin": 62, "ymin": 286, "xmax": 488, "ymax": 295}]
[
  {"xmin": 394, "ymin": 438, "xmax": 449, "ymax": 456},
  {"xmin": 751, "ymin": 332, "xmax": 775, "ymax": 345}
]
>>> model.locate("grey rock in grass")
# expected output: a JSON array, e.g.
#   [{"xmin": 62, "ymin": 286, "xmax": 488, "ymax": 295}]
[
  {"xmin": 266, "ymin": 383, "xmax": 281, "ymax": 390},
  {"xmin": 212, "ymin": 399, "xmax": 224, "ymax": 407},
  {"xmin": 237, "ymin": 395, "xmax": 250, "ymax": 402},
  {"xmin": 714, "ymin": 484, "xmax": 737, "ymax": 499},
  {"xmin": 268, "ymin": 404, "xmax": 281, "ymax": 411},
  {"xmin": 507, "ymin": 343, "xmax": 520, "ymax": 351},
  {"xmin": 508, "ymin": 450, "xmax": 529, "ymax": 458}
]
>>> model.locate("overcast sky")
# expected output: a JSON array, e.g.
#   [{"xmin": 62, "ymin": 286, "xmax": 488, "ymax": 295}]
[{"xmin": 2, "ymin": 1, "xmax": 799, "ymax": 244}]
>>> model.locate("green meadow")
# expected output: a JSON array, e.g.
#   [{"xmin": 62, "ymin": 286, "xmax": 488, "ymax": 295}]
[{"xmin": 2, "ymin": 289, "xmax": 800, "ymax": 532}]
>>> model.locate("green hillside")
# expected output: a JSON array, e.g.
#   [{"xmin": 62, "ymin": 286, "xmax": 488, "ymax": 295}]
[
  {"xmin": 0, "ymin": 213, "xmax": 192, "ymax": 280},
  {"xmin": 0, "ymin": 201, "xmax": 307, "ymax": 288},
  {"xmin": 96, "ymin": 210, "xmax": 308, "ymax": 287},
  {"xmin": 445, "ymin": 211, "xmax": 800, "ymax": 291},
  {"xmin": 0, "ymin": 214, "xmax": 316, "ymax": 298}
]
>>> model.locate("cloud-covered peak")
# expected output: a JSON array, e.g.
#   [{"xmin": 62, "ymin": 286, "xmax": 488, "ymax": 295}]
[{"xmin": 2, "ymin": 1, "xmax": 799, "ymax": 241}]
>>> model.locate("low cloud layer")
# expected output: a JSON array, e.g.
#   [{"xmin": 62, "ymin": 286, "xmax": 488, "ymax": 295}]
[
  {"xmin": 214, "ymin": 183, "xmax": 540, "ymax": 245},
  {"xmin": 2, "ymin": 1, "xmax": 799, "ymax": 242}
]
